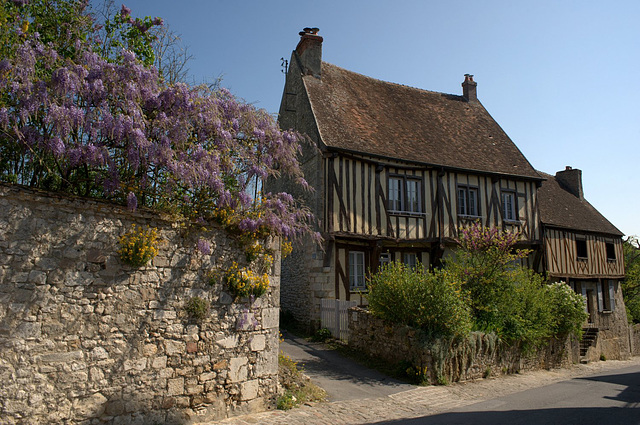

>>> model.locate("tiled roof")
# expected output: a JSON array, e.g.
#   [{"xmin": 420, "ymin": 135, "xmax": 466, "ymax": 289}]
[
  {"xmin": 537, "ymin": 171, "xmax": 623, "ymax": 236},
  {"xmin": 303, "ymin": 62, "xmax": 541, "ymax": 179}
]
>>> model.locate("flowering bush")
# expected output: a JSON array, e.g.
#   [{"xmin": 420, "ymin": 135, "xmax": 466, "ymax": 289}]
[
  {"xmin": 546, "ymin": 282, "xmax": 588, "ymax": 337},
  {"xmin": 281, "ymin": 240, "xmax": 293, "ymax": 259},
  {"xmin": 448, "ymin": 222, "xmax": 530, "ymax": 328},
  {"xmin": 366, "ymin": 261, "xmax": 472, "ymax": 338},
  {"xmin": 224, "ymin": 262, "xmax": 270, "ymax": 298},
  {"xmin": 0, "ymin": 2, "xmax": 319, "ymax": 244},
  {"xmin": 118, "ymin": 224, "xmax": 159, "ymax": 267}
]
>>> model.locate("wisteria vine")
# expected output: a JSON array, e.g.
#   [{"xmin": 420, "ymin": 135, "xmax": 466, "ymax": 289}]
[{"xmin": 0, "ymin": 8, "xmax": 318, "ymax": 242}]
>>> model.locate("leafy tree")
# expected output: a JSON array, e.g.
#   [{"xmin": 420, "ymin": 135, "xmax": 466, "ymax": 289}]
[{"xmin": 623, "ymin": 236, "xmax": 640, "ymax": 323}]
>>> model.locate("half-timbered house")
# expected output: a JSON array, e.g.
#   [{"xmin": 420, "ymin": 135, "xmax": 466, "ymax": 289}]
[
  {"xmin": 538, "ymin": 167, "xmax": 630, "ymax": 360},
  {"xmin": 271, "ymin": 28, "xmax": 545, "ymax": 327},
  {"xmin": 272, "ymin": 30, "xmax": 630, "ymax": 357}
]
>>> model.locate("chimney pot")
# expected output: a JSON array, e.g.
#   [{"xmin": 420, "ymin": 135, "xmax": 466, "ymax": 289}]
[{"xmin": 295, "ymin": 27, "xmax": 323, "ymax": 78}]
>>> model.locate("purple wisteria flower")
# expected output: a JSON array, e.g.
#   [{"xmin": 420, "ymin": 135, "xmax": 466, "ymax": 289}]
[
  {"xmin": 127, "ymin": 192, "xmax": 138, "ymax": 211},
  {"xmin": 196, "ymin": 239, "xmax": 211, "ymax": 255}
]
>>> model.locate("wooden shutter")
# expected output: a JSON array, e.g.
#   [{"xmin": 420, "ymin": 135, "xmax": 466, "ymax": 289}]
[
  {"xmin": 608, "ymin": 280, "xmax": 616, "ymax": 311},
  {"xmin": 597, "ymin": 281, "xmax": 604, "ymax": 312}
]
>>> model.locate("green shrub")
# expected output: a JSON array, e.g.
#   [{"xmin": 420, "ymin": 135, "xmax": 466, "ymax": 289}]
[
  {"xmin": 497, "ymin": 268, "xmax": 554, "ymax": 347},
  {"xmin": 546, "ymin": 282, "xmax": 588, "ymax": 338},
  {"xmin": 311, "ymin": 328, "xmax": 333, "ymax": 342},
  {"xmin": 185, "ymin": 296, "xmax": 209, "ymax": 321},
  {"xmin": 366, "ymin": 261, "xmax": 472, "ymax": 338}
]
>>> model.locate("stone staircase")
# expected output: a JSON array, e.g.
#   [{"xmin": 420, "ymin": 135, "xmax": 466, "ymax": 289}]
[{"xmin": 580, "ymin": 327, "xmax": 599, "ymax": 362}]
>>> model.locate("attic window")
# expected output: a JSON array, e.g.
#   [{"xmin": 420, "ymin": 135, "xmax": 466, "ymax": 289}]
[
  {"xmin": 606, "ymin": 243, "xmax": 616, "ymax": 261},
  {"xmin": 576, "ymin": 239, "xmax": 588, "ymax": 260}
]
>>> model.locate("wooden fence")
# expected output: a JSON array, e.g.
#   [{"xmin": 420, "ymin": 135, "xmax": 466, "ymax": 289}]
[{"xmin": 320, "ymin": 298, "xmax": 357, "ymax": 341}]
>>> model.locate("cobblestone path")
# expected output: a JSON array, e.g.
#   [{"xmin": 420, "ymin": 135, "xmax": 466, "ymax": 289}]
[{"xmin": 204, "ymin": 357, "xmax": 640, "ymax": 425}]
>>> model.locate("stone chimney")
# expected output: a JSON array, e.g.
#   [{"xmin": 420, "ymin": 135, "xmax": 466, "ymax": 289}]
[
  {"xmin": 295, "ymin": 27, "xmax": 323, "ymax": 78},
  {"xmin": 556, "ymin": 166, "xmax": 583, "ymax": 199},
  {"xmin": 462, "ymin": 74, "xmax": 477, "ymax": 101}
]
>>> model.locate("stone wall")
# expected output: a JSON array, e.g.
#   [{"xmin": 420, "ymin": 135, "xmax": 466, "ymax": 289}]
[
  {"xmin": 0, "ymin": 184, "xmax": 280, "ymax": 425},
  {"xmin": 631, "ymin": 324, "xmax": 640, "ymax": 357},
  {"xmin": 348, "ymin": 308, "xmax": 579, "ymax": 384}
]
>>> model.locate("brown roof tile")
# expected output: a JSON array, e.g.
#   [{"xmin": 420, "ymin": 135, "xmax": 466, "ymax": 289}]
[
  {"xmin": 537, "ymin": 171, "xmax": 623, "ymax": 236},
  {"xmin": 303, "ymin": 62, "xmax": 541, "ymax": 179}
]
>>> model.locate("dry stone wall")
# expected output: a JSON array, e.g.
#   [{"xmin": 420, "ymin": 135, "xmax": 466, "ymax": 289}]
[
  {"xmin": 348, "ymin": 307, "xmax": 579, "ymax": 384},
  {"xmin": 0, "ymin": 183, "xmax": 280, "ymax": 425}
]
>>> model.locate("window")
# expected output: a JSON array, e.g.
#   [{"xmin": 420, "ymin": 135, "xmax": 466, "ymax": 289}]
[
  {"xmin": 576, "ymin": 239, "xmax": 588, "ymax": 259},
  {"xmin": 388, "ymin": 176, "xmax": 421, "ymax": 213},
  {"xmin": 501, "ymin": 191, "xmax": 516, "ymax": 221},
  {"xmin": 349, "ymin": 251, "xmax": 366, "ymax": 290},
  {"xmin": 598, "ymin": 280, "xmax": 616, "ymax": 312},
  {"xmin": 379, "ymin": 252, "xmax": 391, "ymax": 267},
  {"xmin": 388, "ymin": 177, "xmax": 402, "ymax": 212},
  {"xmin": 403, "ymin": 252, "xmax": 417, "ymax": 269},
  {"xmin": 457, "ymin": 186, "xmax": 479, "ymax": 216},
  {"xmin": 606, "ymin": 243, "xmax": 616, "ymax": 261}
]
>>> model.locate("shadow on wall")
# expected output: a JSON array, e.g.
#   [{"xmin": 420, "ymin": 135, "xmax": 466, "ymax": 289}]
[{"xmin": 0, "ymin": 184, "xmax": 279, "ymax": 424}]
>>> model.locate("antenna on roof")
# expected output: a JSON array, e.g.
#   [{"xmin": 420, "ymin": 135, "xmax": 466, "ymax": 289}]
[{"xmin": 280, "ymin": 57, "xmax": 288, "ymax": 76}]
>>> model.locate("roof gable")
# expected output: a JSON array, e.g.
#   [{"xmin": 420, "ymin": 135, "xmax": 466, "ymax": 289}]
[
  {"xmin": 302, "ymin": 62, "xmax": 540, "ymax": 179},
  {"xmin": 537, "ymin": 171, "xmax": 623, "ymax": 236}
]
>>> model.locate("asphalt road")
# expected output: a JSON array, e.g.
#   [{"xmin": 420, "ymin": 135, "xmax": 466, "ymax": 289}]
[
  {"xmin": 373, "ymin": 364, "xmax": 640, "ymax": 425},
  {"xmin": 280, "ymin": 330, "xmax": 415, "ymax": 401}
]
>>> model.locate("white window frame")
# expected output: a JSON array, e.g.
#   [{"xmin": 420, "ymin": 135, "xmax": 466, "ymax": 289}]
[
  {"xmin": 403, "ymin": 252, "xmax": 417, "ymax": 269},
  {"xmin": 502, "ymin": 191, "xmax": 517, "ymax": 221},
  {"xmin": 457, "ymin": 186, "xmax": 479, "ymax": 217},
  {"xmin": 349, "ymin": 251, "xmax": 366, "ymax": 291}
]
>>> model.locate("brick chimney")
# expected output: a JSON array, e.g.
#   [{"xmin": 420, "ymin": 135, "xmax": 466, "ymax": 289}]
[
  {"xmin": 295, "ymin": 27, "xmax": 323, "ymax": 78},
  {"xmin": 462, "ymin": 74, "xmax": 477, "ymax": 101},
  {"xmin": 556, "ymin": 166, "xmax": 584, "ymax": 199}
]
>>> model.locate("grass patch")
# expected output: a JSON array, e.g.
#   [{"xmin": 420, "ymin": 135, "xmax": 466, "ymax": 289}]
[{"xmin": 277, "ymin": 353, "xmax": 327, "ymax": 410}]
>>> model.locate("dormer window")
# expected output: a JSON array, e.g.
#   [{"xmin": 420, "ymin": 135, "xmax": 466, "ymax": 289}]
[{"xmin": 388, "ymin": 175, "xmax": 421, "ymax": 213}]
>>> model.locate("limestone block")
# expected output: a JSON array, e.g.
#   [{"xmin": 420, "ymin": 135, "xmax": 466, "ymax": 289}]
[
  {"xmin": 28, "ymin": 270, "xmax": 47, "ymax": 285},
  {"xmin": 91, "ymin": 346, "xmax": 109, "ymax": 360},
  {"xmin": 240, "ymin": 379, "xmax": 259, "ymax": 401},
  {"xmin": 199, "ymin": 372, "xmax": 216, "ymax": 383},
  {"xmin": 15, "ymin": 322, "xmax": 41, "ymax": 339},
  {"xmin": 261, "ymin": 308, "xmax": 279, "ymax": 329},
  {"xmin": 11, "ymin": 272, "xmax": 28, "ymax": 283},
  {"xmin": 165, "ymin": 340, "xmax": 185, "ymax": 356},
  {"xmin": 74, "ymin": 392, "xmax": 108, "ymax": 419},
  {"xmin": 167, "ymin": 377, "xmax": 185, "ymax": 395},
  {"xmin": 39, "ymin": 350, "xmax": 84, "ymax": 363},
  {"xmin": 154, "ymin": 309, "xmax": 177, "ymax": 321},
  {"xmin": 250, "ymin": 335, "xmax": 266, "ymax": 352},
  {"xmin": 216, "ymin": 335, "xmax": 238, "ymax": 349},
  {"xmin": 228, "ymin": 357, "xmax": 248, "ymax": 382},
  {"xmin": 151, "ymin": 356, "xmax": 167, "ymax": 369}
]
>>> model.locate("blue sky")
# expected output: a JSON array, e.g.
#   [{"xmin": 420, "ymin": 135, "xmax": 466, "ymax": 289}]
[{"xmin": 103, "ymin": 0, "xmax": 640, "ymax": 237}]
